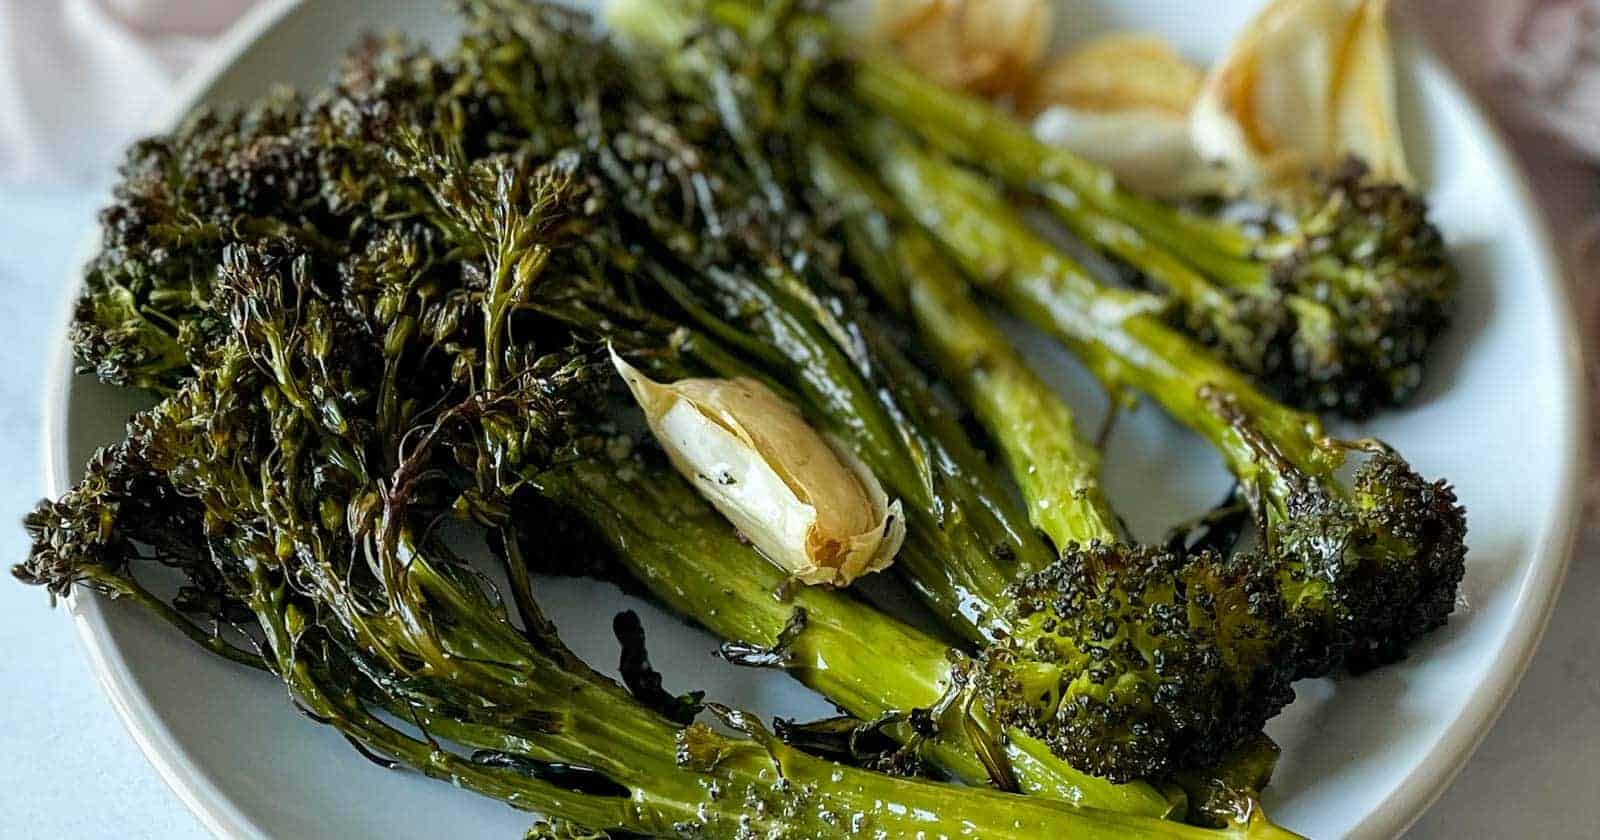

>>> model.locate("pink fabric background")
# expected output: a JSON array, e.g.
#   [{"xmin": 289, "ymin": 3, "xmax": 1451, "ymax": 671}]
[{"xmin": 0, "ymin": 0, "xmax": 254, "ymax": 183}]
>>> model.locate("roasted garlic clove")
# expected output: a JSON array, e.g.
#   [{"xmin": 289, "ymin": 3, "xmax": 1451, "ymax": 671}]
[
  {"xmin": 872, "ymin": 0, "xmax": 1052, "ymax": 99},
  {"xmin": 613, "ymin": 350, "xmax": 903, "ymax": 586},
  {"xmin": 1190, "ymin": 0, "xmax": 1412, "ymax": 194},
  {"xmin": 1025, "ymin": 33, "xmax": 1230, "ymax": 197}
]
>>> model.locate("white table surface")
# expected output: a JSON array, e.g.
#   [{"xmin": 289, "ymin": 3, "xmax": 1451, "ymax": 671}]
[{"xmin": 0, "ymin": 166, "xmax": 1595, "ymax": 837}]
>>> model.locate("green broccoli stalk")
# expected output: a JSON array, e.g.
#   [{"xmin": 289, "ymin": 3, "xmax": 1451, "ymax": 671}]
[
  {"xmin": 852, "ymin": 120, "xmax": 1466, "ymax": 678},
  {"xmin": 22, "ymin": 366, "xmax": 1243, "ymax": 840},
  {"xmin": 807, "ymin": 144, "xmax": 1297, "ymax": 783},
  {"xmin": 809, "ymin": 143, "xmax": 1116, "ymax": 554},
  {"xmin": 1175, "ymin": 735, "xmax": 1285, "ymax": 830},
  {"xmin": 537, "ymin": 458, "xmax": 1185, "ymax": 816}
]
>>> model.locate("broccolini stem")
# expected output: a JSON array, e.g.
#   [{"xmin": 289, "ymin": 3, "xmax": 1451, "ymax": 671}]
[
  {"xmin": 240, "ymin": 499, "xmax": 1279, "ymax": 838},
  {"xmin": 677, "ymin": 0, "xmax": 1301, "ymax": 314},
  {"xmin": 1174, "ymin": 734, "xmax": 1285, "ymax": 830},
  {"xmin": 538, "ymin": 459, "xmax": 1179, "ymax": 818},
  {"xmin": 72, "ymin": 565, "xmax": 269, "ymax": 672},
  {"xmin": 810, "ymin": 143, "xmax": 1121, "ymax": 552},
  {"xmin": 854, "ymin": 121, "xmax": 1343, "ymax": 500},
  {"xmin": 675, "ymin": 0, "xmax": 1260, "ymax": 278},
  {"xmin": 843, "ymin": 48, "xmax": 1265, "ymax": 287}
]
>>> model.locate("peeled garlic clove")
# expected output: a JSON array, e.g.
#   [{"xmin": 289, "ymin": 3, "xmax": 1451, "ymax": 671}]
[
  {"xmin": 1190, "ymin": 0, "xmax": 1412, "ymax": 193},
  {"xmin": 612, "ymin": 350, "xmax": 903, "ymax": 586},
  {"xmin": 871, "ymin": 0, "xmax": 1052, "ymax": 98},
  {"xmin": 1019, "ymin": 33, "xmax": 1203, "ymax": 118}
]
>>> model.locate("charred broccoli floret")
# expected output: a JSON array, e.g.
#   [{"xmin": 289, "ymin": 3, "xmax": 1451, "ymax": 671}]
[
  {"xmin": 1256, "ymin": 160, "xmax": 1456, "ymax": 415},
  {"xmin": 1214, "ymin": 400, "xmax": 1468, "ymax": 674},
  {"xmin": 70, "ymin": 35, "xmax": 522, "ymax": 392},
  {"xmin": 977, "ymin": 545, "xmax": 1292, "ymax": 782},
  {"xmin": 16, "ymin": 441, "xmax": 261, "ymax": 667}
]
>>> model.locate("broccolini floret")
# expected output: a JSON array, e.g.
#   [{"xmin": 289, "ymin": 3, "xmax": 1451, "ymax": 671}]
[{"xmin": 69, "ymin": 33, "xmax": 535, "ymax": 393}]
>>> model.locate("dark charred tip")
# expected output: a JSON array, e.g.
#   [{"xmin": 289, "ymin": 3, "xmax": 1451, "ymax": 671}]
[
  {"xmin": 1262, "ymin": 156, "xmax": 1457, "ymax": 418},
  {"xmin": 716, "ymin": 607, "xmax": 808, "ymax": 669},
  {"xmin": 1346, "ymin": 451, "xmax": 1468, "ymax": 670},
  {"xmin": 772, "ymin": 713, "xmax": 927, "ymax": 777},
  {"xmin": 612, "ymin": 610, "xmax": 705, "ymax": 725},
  {"xmin": 470, "ymin": 751, "xmax": 632, "ymax": 798},
  {"xmin": 983, "ymin": 542, "xmax": 1297, "ymax": 783},
  {"xmin": 1271, "ymin": 445, "xmax": 1468, "ymax": 677}
]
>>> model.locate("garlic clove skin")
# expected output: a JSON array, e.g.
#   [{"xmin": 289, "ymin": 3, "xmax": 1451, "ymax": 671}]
[
  {"xmin": 871, "ymin": 0, "xmax": 1053, "ymax": 99},
  {"xmin": 1024, "ymin": 32, "xmax": 1230, "ymax": 198},
  {"xmin": 1190, "ymin": 0, "xmax": 1412, "ymax": 195},
  {"xmin": 1020, "ymin": 33, "xmax": 1203, "ymax": 118},
  {"xmin": 1033, "ymin": 106, "xmax": 1233, "ymax": 198}
]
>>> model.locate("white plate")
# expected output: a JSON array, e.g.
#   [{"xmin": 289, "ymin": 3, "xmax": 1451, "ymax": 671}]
[{"xmin": 46, "ymin": 1, "xmax": 1588, "ymax": 838}]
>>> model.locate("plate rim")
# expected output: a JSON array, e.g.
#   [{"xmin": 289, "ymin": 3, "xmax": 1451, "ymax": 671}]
[
  {"xmin": 41, "ymin": 3, "xmax": 1590, "ymax": 838},
  {"xmin": 49, "ymin": 6, "xmax": 307, "ymax": 838},
  {"xmin": 1342, "ymin": 51, "xmax": 1590, "ymax": 838}
]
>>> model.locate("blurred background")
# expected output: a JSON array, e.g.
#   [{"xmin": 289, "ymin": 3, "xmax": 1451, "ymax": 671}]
[{"xmin": 0, "ymin": 0, "xmax": 1594, "ymax": 837}]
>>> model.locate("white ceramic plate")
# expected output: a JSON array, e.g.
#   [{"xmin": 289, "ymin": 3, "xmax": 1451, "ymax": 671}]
[{"xmin": 47, "ymin": 1, "xmax": 1588, "ymax": 838}]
